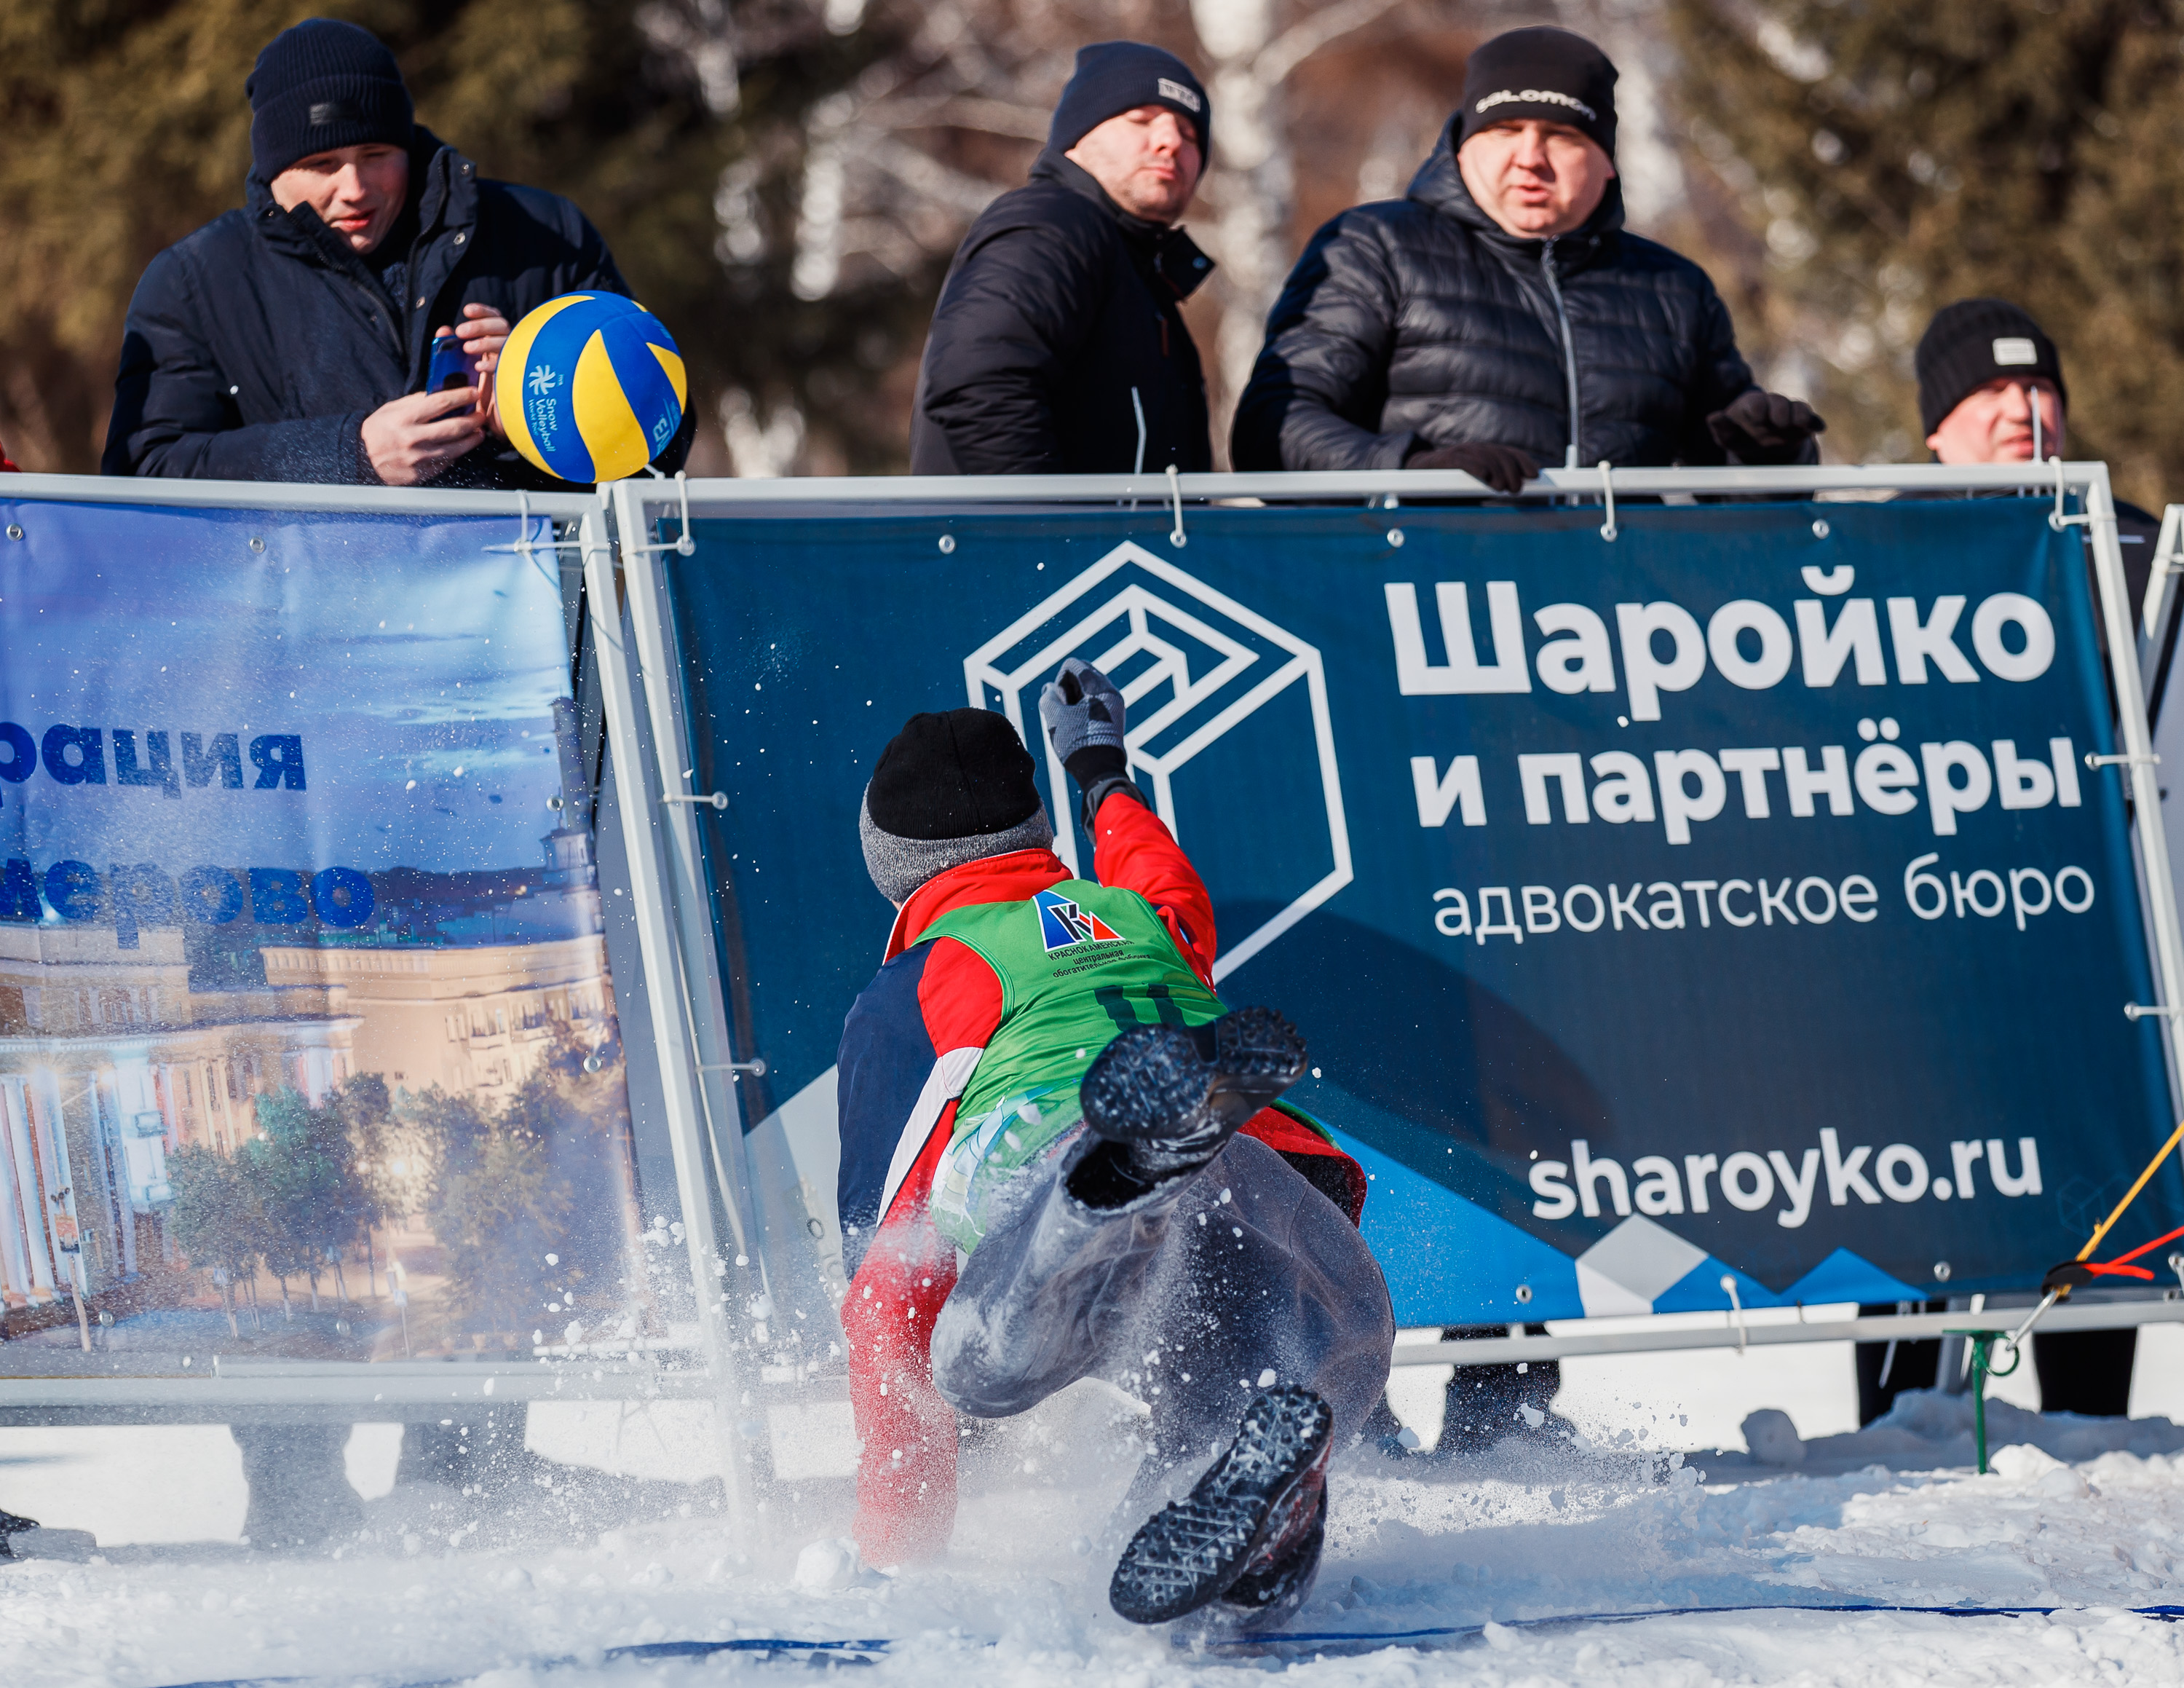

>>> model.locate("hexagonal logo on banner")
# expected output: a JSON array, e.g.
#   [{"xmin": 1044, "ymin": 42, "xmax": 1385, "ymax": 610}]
[{"xmin": 963, "ymin": 540, "xmax": 1350, "ymax": 982}]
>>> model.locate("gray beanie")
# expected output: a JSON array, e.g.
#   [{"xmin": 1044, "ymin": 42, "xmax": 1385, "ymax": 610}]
[{"xmin": 860, "ymin": 790, "xmax": 1054, "ymax": 907}]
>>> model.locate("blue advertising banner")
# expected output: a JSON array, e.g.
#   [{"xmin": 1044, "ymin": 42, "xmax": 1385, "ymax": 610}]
[
  {"xmin": 0, "ymin": 496, "xmax": 643, "ymax": 1365},
  {"xmin": 666, "ymin": 497, "xmax": 2182, "ymax": 1328}
]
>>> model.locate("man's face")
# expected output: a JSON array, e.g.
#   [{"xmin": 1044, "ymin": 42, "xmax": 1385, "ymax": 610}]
[
  {"xmin": 1456, "ymin": 119, "xmax": 1615, "ymax": 240},
  {"xmin": 269, "ymin": 143, "xmax": 410, "ymax": 254},
  {"xmin": 1926, "ymin": 377, "xmax": 2067, "ymax": 464},
  {"xmin": 1064, "ymin": 106, "xmax": 1203, "ymax": 224}
]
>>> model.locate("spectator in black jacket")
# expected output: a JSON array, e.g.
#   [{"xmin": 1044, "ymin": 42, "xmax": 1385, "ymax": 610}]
[
  {"xmin": 1233, "ymin": 26, "xmax": 1821, "ymax": 489},
  {"xmin": 1854, "ymin": 299, "xmax": 2159, "ymax": 1430},
  {"xmin": 909, "ymin": 42, "xmax": 1216, "ymax": 476},
  {"xmin": 103, "ymin": 18, "xmax": 686, "ymax": 489}
]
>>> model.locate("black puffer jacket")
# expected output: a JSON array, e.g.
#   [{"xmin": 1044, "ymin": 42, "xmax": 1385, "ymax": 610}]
[
  {"xmin": 1233, "ymin": 122, "xmax": 1760, "ymax": 472},
  {"xmin": 103, "ymin": 127, "xmax": 689, "ymax": 488},
  {"xmin": 909, "ymin": 152, "xmax": 1214, "ymax": 476}
]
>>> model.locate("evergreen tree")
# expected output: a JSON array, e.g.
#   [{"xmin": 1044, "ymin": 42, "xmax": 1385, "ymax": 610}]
[
  {"xmin": 403, "ymin": 1084, "xmax": 573, "ymax": 1338},
  {"xmin": 1667, "ymin": 0, "xmax": 2184, "ymax": 506},
  {"xmin": 167, "ymin": 1143, "xmax": 268, "ymax": 1338}
]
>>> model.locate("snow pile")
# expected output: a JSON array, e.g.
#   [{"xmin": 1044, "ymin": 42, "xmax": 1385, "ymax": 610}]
[{"xmin": 5, "ymin": 1384, "xmax": 2184, "ymax": 1687}]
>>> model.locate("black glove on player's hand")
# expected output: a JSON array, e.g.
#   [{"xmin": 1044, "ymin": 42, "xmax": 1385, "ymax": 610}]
[
  {"xmin": 1039, "ymin": 658, "xmax": 1141, "ymax": 824},
  {"xmin": 1405, "ymin": 441, "xmax": 1539, "ymax": 494},
  {"xmin": 1706, "ymin": 390, "xmax": 1827, "ymax": 465}
]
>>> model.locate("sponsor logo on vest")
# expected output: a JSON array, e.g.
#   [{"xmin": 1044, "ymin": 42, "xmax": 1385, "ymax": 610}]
[{"xmin": 1036, "ymin": 888, "xmax": 1122, "ymax": 952}]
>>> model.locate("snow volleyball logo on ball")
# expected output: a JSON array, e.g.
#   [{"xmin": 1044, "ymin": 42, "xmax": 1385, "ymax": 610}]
[{"xmin": 497, "ymin": 293, "xmax": 686, "ymax": 483}]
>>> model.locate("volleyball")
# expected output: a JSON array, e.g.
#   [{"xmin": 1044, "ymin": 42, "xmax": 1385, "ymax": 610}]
[{"xmin": 496, "ymin": 293, "xmax": 687, "ymax": 483}]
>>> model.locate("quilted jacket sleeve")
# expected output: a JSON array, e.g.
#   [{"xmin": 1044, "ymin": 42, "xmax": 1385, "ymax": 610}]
[
  {"xmin": 1677, "ymin": 277, "xmax": 1760, "ymax": 468},
  {"xmin": 1231, "ymin": 211, "xmax": 1417, "ymax": 473}
]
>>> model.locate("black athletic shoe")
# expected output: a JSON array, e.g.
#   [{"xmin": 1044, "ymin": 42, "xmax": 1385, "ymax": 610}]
[
  {"xmin": 1109, "ymin": 1384, "xmax": 1334, "ymax": 1627},
  {"xmin": 1080, "ymin": 1007, "xmax": 1307, "ymax": 1173}
]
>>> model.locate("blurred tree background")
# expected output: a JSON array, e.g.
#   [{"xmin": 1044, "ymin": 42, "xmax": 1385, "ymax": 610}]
[
  {"xmin": 2, "ymin": 1, "xmax": 2180, "ymax": 503},
  {"xmin": 1667, "ymin": 0, "xmax": 2184, "ymax": 510}
]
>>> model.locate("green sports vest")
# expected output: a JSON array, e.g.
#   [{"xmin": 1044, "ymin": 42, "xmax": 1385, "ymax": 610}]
[{"xmin": 913, "ymin": 879, "xmax": 1226, "ymax": 1252}]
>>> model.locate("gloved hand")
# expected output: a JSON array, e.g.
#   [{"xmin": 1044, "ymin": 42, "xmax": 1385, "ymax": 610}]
[
  {"xmin": 1706, "ymin": 390, "xmax": 1827, "ymax": 465},
  {"xmin": 1405, "ymin": 441, "xmax": 1538, "ymax": 494},
  {"xmin": 1040, "ymin": 658, "xmax": 1141, "ymax": 826},
  {"xmin": 1040, "ymin": 658, "xmax": 1126, "ymax": 763}
]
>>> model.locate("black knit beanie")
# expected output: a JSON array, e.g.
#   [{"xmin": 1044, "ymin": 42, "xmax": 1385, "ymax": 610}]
[
  {"xmin": 1457, "ymin": 26, "xmax": 1618, "ymax": 160},
  {"xmin": 1916, "ymin": 299, "xmax": 2067, "ymax": 438},
  {"xmin": 248, "ymin": 18, "xmax": 415, "ymax": 181},
  {"xmin": 860, "ymin": 710, "xmax": 1054, "ymax": 905},
  {"xmin": 1049, "ymin": 42, "xmax": 1211, "ymax": 159}
]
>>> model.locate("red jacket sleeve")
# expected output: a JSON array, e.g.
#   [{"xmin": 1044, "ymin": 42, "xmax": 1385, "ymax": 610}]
[
  {"xmin": 836, "ymin": 931, "xmax": 1006, "ymax": 1566},
  {"xmin": 1091, "ymin": 790, "xmax": 1218, "ymax": 985}
]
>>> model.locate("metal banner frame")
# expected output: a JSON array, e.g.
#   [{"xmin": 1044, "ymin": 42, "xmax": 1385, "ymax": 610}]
[
  {"xmin": 606, "ymin": 462, "xmax": 2184, "ymax": 1370},
  {"xmin": 4, "ymin": 460, "xmax": 2178, "ymax": 1479},
  {"xmin": 0, "ymin": 476, "xmax": 722, "ymax": 1435}
]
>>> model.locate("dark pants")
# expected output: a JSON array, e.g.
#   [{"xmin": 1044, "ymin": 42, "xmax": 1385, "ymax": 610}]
[
  {"xmin": 931, "ymin": 1132, "xmax": 1396, "ymax": 1483},
  {"xmin": 1856, "ymin": 1318, "xmax": 1942, "ymax": 1427},
  {"xmin": 1438, "ymin": 1325, "xmax": 1559, "ymax": 1454},
  {"xmin": 2033, "ymin": 1327, "xmax": 2137, "ymax": 1416},
  {"xmin": 1857, "ymin": 1304, "xmax": 2137, "ymax": 1424}
]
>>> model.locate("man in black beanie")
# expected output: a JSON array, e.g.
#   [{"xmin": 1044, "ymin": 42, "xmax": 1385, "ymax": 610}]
[
  {"xmin": 1848, "ymin": 296, "xmax": 2161, "ymax": 1431},
  {"xmin": 1234, "ymin": 25, "xmax": 1824, "ymax": 484},
  {"xmin": 1914, "ymin": 296, "xmax": 2161, "ymax": 633},
  {"xmin": 909, "ymin": 43, "xmax": 1218, "ymax": 475},
  {"xmin": 834, "ymin": 661, "xmax": 1392, "ymax": 1627},
  {"xmin": 104, "ymin": 17, "xmax": 687, "ymax": 486}
]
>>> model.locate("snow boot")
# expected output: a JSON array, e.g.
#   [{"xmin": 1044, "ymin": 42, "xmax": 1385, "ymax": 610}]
[
  {"xmin": 1109, "ymin": 1384, "xmax": 1333, "ymax": 1628},
  {"xmin": 1080, "ymin": 1006, "xmax": 1307, "ymax": 1181}
]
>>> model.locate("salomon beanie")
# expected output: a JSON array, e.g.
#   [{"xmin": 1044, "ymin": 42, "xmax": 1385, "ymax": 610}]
[
  {"xmin": 860, "ymin": 710, "xmax": 1054, "ymax": 905},
  {"xmin": 1457, "ymin": 26, "xmax": 1618, "ymax": 160},
  {"xmin": 1049, "ymin": 42, "xmax": 1211, "ymax": 159},
  {"xmin": 1916, "ymin": 299, "xmax": 2067, "ymax": 438},
  {"xmin": 248, "ymin": 18, "xmax": 415, "ymax": 182}
]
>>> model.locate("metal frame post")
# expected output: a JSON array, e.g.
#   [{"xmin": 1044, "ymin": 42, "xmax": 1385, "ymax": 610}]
[
  {"xmin": 2083, "ymin": 468, "xmax": 2184, "ymax": 1089},
  {"xmin": 581, "ymin": 494, "xmax": 756, "ymax": 1526},
  {"xmin": 606, "ymin": 479, "xmax": 765, "ymax": 1281}
]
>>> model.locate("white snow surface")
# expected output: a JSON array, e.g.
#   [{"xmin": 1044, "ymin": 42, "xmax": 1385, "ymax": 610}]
[{"xmin": 7, "ymin": 1335, "xmax": 2184, "ymax": 1688}]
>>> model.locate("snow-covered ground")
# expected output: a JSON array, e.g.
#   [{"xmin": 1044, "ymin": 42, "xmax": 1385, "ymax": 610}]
[{"xmin": 6, "ymin": 1323, "xmax": 2183, "ymax": 1687}]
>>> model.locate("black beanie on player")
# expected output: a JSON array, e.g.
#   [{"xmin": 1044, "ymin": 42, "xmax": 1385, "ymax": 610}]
[
  {"xmin": 1049, "ymin": 42, "xmax": 1211, "ymax": 159},
  {"xmin": 860, "ymin": 710, "xmax": 1055, "ymax": 905},
  {"xmin": 248, "ymin": 18, "xmax": 415, "ymax": 182},
  {"xmin": 1457, "ymin": 26, "xmax": 1618, "ymax": 160},
  {"xmin": 1916, "ymin": 299, "xmax": 2068, "ymax": 438}
]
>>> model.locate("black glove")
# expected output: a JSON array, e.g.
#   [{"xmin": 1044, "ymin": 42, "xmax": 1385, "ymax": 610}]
[
  {"xmin": 1038, "ymin": 658, "xmax": 1143, "ymax": 827},
  {"xmin": 1706, "ymin": 390, "xmax": 1827, "ymax": 465},
  {"xmin": 1405, "ymin": 441, "xmax": 1538, "ymax": 494}
]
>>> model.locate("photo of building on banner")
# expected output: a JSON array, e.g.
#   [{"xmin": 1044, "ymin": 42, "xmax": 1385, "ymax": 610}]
[{"xmin": 0, "ymin": 500, "xmax": 655, "ymax": 1370}]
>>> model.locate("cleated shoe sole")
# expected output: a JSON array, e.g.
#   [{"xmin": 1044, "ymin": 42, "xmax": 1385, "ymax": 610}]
[
  {"xmin": 1211, "ymin": 1486, "xmax": 1326, "ymax": 1630},
  {"xmin": 1109, "ymin": 1384, "xmax": 1334, "ymax": 1626},
  {"xmin": 1080, "ymin": 1006, "xmax": 1307, "ymax": 1162}
]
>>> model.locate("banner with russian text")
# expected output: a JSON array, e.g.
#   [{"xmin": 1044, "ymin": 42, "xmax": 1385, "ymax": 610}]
[
  {"xmin": 665, "ymin": 497, "xmax": 2181, "ymax": 1328},
  {"xmin": 0, "ymin": 497, "xmax": 649, "ymax": 1369}
]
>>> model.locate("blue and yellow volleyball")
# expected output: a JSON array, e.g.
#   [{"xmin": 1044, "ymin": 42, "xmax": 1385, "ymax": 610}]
[{"xmin": 497, "ymin": 293, "xmax": 686, "ymax": 483}]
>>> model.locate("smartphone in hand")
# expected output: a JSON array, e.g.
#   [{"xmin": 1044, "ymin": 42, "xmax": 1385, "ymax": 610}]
[{"xmin": 427, "ymin": 331, "xmax": 479, "ymax": 411}]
